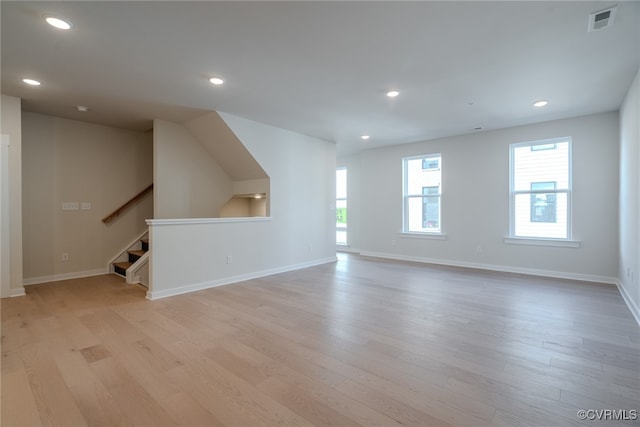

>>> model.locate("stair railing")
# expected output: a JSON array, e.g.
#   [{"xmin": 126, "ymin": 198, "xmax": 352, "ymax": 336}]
[{"xmin": 102, "ymin": 183, "xmax": 153, "ymax": 224}]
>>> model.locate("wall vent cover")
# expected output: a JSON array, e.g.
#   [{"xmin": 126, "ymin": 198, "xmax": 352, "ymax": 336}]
[{"xmin": 588, "ymin": 6, "xmax": 617, "ymax": 32}]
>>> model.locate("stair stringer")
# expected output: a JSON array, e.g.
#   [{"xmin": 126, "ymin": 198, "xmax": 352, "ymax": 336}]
[{"xmin": 126, "ymin": 251, "xmax": 149, "ymax": 286}]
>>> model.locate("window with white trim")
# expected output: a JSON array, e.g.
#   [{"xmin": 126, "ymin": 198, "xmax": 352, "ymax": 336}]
[
  {"xmin": 336, "ymin": 168, "xmax": 347, "ymax": 244},
  {"xmin": 509, "ymin": 138, "xmax": 571, "ymax": 239},
  {"xmin": 403, "ymin": 154, "xmax": 441, "ymax": 233}
]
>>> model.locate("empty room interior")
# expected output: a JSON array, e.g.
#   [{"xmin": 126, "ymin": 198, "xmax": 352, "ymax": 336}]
[{"xmin": 1, "ymin": 1, "xmax": 639, "ymax": 426}]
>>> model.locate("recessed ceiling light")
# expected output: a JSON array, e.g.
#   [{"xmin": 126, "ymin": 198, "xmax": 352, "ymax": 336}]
[
  {"xmin": 209, "ymin": 77, "xmax": 224, "ymax": 86},
  {"xmin": 76, "ymin": 105, "xmax": 89, "ymax": 112},
  {"xmin": 361, "ymin": 135, "xmax": 370, "ymax": 140},
  {"xmin": 22, "ymin": 78, "xmax": 41, "ymax": 86},
  {"xmin": 533, "ymin": 100, "xmax": 548, "ymax": 108},
  {"xmin": 45, "ymin": 16, "xmax": 72, "ymax": 30},
  {"xmin": 386, "ymin": 90, "xmax": 400, "ymax": 98}
]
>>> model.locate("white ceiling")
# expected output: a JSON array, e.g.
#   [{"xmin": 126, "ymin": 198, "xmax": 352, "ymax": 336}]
[{"xmin": 2, "ymin": 1, "xmax": 639, "ymax": 156}]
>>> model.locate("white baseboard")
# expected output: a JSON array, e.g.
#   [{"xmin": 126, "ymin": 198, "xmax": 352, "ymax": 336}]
[
  {"xmin": 23, "ymin": 268, "xmax": 109, "ymax": 286},
  {"xmin": 359, "ymin": 251, "xmax": 618, "ymax": 285},
  {"xmin": 617, "ymin": 280, "xmax": 640, "ymax": 327},
  {"xmin": 146, "ymin": 256, "xmax": 338, "ymax": 300},
  {"xmin": 9, "ymin": 287, "xmax": 25, "ymax": 297}
]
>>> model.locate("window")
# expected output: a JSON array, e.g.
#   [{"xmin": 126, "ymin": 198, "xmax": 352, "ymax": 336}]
[
  {"xmin": 530, "ymin": 181, "xmax": 556, "ymax": 223},
  {"xmin": 336, "ymin": 168, "xmax": 347, "ymax": 245},
  {"xmin": 422, "ymin": 157, "xmax": 440, "ymax": 170},
  {"xmin": 422, "ymin": 186, "xmax": 440, "ymax": 228},
  {"xmin": 509, "ymin": 138, "xmax": 571, "ymax": 239},
  {"xmin": 403, "ymin": 154, "xmax": 441, "ymax": 233}
]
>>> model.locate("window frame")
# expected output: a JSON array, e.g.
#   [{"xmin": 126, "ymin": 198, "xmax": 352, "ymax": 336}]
[
  {"xmin": 336, "ymin": 167, "xmax": 348, "ymax": 245},
  {"xmin": 402, "ymin": 154, "xmax": 443, "ymax": 236},
  {"xmin": 508, "ymin": 137, "xmax": 575, "ymax": 244}
]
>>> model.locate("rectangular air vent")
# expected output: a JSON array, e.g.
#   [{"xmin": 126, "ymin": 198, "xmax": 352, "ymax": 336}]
[{"xmin": 588, "ymin": 5, "xmax": 617, "ymax": 31}]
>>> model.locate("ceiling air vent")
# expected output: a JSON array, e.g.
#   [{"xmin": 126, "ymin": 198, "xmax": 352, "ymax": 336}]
[{"xmin": 588, "ymin": 6, "xmax": 617, "ymax": 32}]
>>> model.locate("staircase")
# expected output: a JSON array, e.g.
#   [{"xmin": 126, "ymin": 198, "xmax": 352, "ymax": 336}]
[
  {"xmin": 113, "ymin": 238, "xmax": 148, "ymax": 276},
  {"xmin": 110, "ymin": 233, "xmax": 150, "ymax": 286}
]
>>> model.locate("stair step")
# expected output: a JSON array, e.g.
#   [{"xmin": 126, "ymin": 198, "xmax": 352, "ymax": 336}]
[
  {"xmin": 127, "ymin": 249, "xmax": 146, "ymax": 263},
  {"xmin": 113, "ymin": 261, "xmax": 132, "ymax": 276},
  {"xmin": 113, "ymin": 235, "xmax": 149, "ymax": 280}
]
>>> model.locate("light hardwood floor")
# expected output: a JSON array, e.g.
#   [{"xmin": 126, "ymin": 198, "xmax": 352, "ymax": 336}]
[{"xmin": 2, "ymin": 253, "xmax": 639, "ymax": 426}]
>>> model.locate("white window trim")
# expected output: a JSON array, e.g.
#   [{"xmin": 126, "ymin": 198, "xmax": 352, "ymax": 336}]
[
  {"xmin": 336, "ymin": 167, "xmax": 348, "ymax": 245},
  {"xmin": 508, "ymin": 137, "xmax": 575, "ymax": 243},
  {"xmin": 503, "ymin": 237, "xmax": 580, "ymax": 248},
  {"xmin": 399, "ymin": 232, "xmax": 447, "ymax": 240},
  {"xmin": 402, "ymin": 153, "xmax": 442, "ymax": 234}
]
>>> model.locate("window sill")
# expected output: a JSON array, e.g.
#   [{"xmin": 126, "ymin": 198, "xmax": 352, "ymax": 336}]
[
  {"xmin": 399, "ymin": 232, "xmax": 447, "ymax": 241},
  {"xmin": 503, "ymin": 237, "xmax": 580, "ymax": 248}
]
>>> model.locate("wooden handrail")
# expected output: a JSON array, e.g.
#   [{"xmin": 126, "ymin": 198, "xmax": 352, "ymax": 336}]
[{"xmin": 102, "ymin": 184, "xmax": 153, "ymax": 224}]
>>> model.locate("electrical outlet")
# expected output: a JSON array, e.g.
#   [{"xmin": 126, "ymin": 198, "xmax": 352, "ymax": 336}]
[
  {"xmin": 62, "ymin": 202, "xmax": 79, "ymax": 211},
  {"xmin": 62, "ymin": 252, "xmax": 69, "ymax": 262},
  {"xmin": 226, "ymin": 255, "xmax": 232, "ymax": 264},
  {"xmin": 81, "ymin": 202, "xmax": 91, "ymax": 210}
]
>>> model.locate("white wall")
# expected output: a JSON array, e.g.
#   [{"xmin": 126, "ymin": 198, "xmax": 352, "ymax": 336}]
[
  {"xmin": 147, "ymin": 113, "xmax": 336, "ymax": 299},
  {"xmin": 619, "ymin": 68, "xmax": 640, "ymax": 323},
  {"xmin": 153, "ymin": 119, "xmax": 233, "ymax": 218},
  {"xmin": 340, "ymin": 112, "xmax": 619, "ymax": 282},
  {"xmin": 184, "ymin": 112, "xmax": 268, "ymax": 181},
  {"xmin": 1, "ymin": 135, "xmax": 10, "ymax": 297},
  {"xmin": 0, "ymin": 95, "xmax": 23, "ymax": 296},
  {"xmin": 21, "ymin": 113, "xmax": 153, "ymax": 283}
]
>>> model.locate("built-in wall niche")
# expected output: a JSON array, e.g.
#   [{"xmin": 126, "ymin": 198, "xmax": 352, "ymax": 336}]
[{"xmin": 219, "ymin": 193, "xmax": 267, "ymax": 218}]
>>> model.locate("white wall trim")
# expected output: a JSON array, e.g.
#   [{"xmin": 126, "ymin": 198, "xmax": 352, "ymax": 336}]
[
  {"xmin": 10, "ymin": 287, "xmax": 25, "ymax": 297},
  {"xmin": 617, "ymin": 280, "xmax": 640, "ymax": 327},
  {"xmin": 146, "ymin": 256, "xmax": 337, "ymax": 300},
  {"xmin": 399, "ymin": 232, "xmax": 448, "ymax": 241},
  {"xmin": 359, "ymin": 251, "xmax": 617, "ymax": 285},
  {"xmin": 503, "ymin": 237, "xmax": 581, "ymax": 248},
  {"xmin": 146, "ymin": 217, "xmax": 272, "ymax": 227},
  {"xmin": 23, "ymin": 268, "xmax": 109, "ymax": 286},
  {"xmin": 126, "ymin": 251, "xmax": 149, "ymax": 284}
]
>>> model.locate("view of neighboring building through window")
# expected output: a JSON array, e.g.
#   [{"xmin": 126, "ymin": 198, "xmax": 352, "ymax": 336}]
[
  {"xmin": 510, "ymin": 138, "xmax": 571, "ymax": 239},
  {"xmin": 336, "ymin": 168, "xmax": 347, "ymax": 244},
  {"xmin": 530, "ymin": 181, "xmax": 556, "ymax": 223},
  {"xmin": 403, "ymin": 154, "xmax": 442, "ymax": 233}
]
